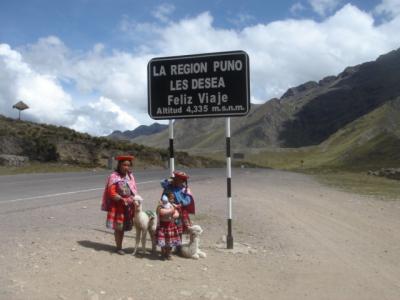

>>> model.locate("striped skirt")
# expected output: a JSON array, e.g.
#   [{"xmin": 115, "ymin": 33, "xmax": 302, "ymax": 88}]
[
  {"xmin": 156, "ymin": 221, "xmax": 181, "ymax": 248},
  {"xmin": 106, "ymin": 200, "xmax": 134, "ymax": 231},
  {"xmin": 176, "ymin": 208, "xmax": 192, "ymax": 234}
]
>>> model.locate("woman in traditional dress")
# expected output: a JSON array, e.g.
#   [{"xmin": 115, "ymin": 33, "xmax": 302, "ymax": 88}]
[
  {"xmin": 101, "ymin": 155, "xmax": 137, "ymax": 255},
  {"xmin": 160, "ymin": 171, "xmax": 195, "ymax": 251}
]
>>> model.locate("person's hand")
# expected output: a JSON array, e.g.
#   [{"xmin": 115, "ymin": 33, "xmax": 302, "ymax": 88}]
[
  {"xmin": 113, "ymin": 195, "xmax": 122, "ymax": 202},
  {"xmin": 124, "ymin": 196, "xmax": 134, "ymax": 206},
  {"xmin": 172, "ymin": 209, "xmax": 179, "ymax": 219}
]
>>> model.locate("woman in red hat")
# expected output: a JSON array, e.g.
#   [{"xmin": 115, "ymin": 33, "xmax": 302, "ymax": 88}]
[
  {"xmin": 160, "ymin": 170, "xmax": 195, "ymax": 251},
  {"xmin": 101, "ymin": 155, "xmax": 137, "ymax": 254}
]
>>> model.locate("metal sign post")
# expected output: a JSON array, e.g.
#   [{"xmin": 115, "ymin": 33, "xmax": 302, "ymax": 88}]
[
  {"xmin": 226, "ymin": 117, "xmax": 233, "ymax": 249},
  {"xmin": 169, "ymin": 119, "xmax": 175, "ymax": 174}
]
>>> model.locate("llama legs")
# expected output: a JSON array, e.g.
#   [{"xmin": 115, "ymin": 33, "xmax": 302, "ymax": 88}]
[
  {"xmin": 132, "ymin": 227, "xmax": 141, "ymax": 255},
  {"xmin": 141, "ymin": 230, "xmax": 147, "ymax": 254}
]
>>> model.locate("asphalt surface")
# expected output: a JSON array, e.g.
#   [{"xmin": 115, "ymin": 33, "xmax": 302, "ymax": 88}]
[{"xmin": 0, "ymin": 168, "xmax": 224, "ymax": 213}]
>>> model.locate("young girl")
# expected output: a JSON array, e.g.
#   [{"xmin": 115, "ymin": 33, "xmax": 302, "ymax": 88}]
[{"xmin": 155, "ymin": 192, "xmax": 180, "ymax": 260}]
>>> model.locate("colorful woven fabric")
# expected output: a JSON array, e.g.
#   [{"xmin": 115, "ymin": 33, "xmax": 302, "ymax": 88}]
[
  {"xmin": 176, "ymin": 207, "xmax": 192, "ymax": 234},
  {"xmin": 102, "ymin": 171, "xmax": 137, "ymax": 231},
  {"xmin": 156, "ymin": 221, "xmax": 181, "ymax": 247},
  {"xmin": 106, "ymin": 198, "xmax": 134, "ymax": 231},
  {"xmin": 160, "ymin": 178, "xmax": 195, "ymax": 234},
  {"xmin": 101, "ymin": 171, "xmax": 137, "ymax": 211}
]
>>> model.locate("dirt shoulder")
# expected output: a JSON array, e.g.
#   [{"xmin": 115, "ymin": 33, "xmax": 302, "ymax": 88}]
[{"xmin": 1, "ymin": 169, "xmax": 399, "ymax": 300}]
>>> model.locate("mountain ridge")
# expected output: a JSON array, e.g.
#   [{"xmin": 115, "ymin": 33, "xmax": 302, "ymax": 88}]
[{"xmin": 108, "ymin": 123, "xmax": 168, "ymax": 141}]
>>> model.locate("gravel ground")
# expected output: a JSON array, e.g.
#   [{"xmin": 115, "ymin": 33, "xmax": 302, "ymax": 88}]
[{"xmin": 1, "ymin": 168, "xmax": 400, "ymax": 300}]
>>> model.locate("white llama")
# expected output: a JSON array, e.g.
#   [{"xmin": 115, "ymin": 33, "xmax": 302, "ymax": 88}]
[
  {"xmin": 132, "ymin": 195, "xmax": 157, "ymax": 256},
  {"xmin": 181, "ymin": 225, "xmax": 207, "ymax": 259}
]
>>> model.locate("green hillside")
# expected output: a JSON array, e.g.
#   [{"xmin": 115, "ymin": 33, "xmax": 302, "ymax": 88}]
[
  {"xmin": 0, "ymin": 115, "xmax": 223, "ymax": 169},
  {"xmin": 247, "ymin": 97, "xmax": 400, "ymax": 171}
]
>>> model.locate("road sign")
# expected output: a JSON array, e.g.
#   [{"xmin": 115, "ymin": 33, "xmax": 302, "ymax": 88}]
[{"xmin": 148, "ymin": 50, "xmax": 250, "ymax": 119}]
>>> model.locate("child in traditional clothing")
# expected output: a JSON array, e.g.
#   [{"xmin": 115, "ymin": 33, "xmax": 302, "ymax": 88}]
[
  {"xmin": 156, "ymin": 192, "xmax": 180, "ymax": 260},
  {"xmin": 160, "ymin": 171, "xmax": 195, "ymax": 255}
]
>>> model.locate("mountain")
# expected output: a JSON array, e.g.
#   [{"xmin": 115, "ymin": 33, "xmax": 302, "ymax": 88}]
[
  {"xmin": 108, "ymin": 123, "xmax": 168, "ymax": 141},
  {"xmin": 279, "ymin": 49, "xmax": 400, "ymax": 147},
  {"xmin": 132, "ymin": 48, "xmax": 400, "ymax": 155}
]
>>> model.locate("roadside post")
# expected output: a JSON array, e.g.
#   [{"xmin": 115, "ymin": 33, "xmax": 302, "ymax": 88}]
[
  {"xmin": 169, "ymin": 119, "xmax": 175, "ymax": 174},
  {"xmin": 148, "ymin": 51, "xmax": 250, "ymax": 249},
  {"xmin": 226, "ymin": 117, "xmax": 233, "ymax": 248}
]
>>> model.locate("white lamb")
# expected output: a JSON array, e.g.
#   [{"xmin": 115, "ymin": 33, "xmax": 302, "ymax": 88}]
[
  {"xmin": 181, "ymin": 225, "xmax": 207, "ymax": 259},
  {"xmin": 132, "ymin": 195, "xmax": 157, "ymax": 256}
]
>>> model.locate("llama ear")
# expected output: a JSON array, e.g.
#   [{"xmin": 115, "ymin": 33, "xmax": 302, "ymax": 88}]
[{"xmin": 134, "ymin": 194, "xmax": 143, "ymax": 202}]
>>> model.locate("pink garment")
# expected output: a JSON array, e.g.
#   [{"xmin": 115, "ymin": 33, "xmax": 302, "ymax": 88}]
[{"xmin": 101, "ymin": 171, "xmax": 138, "ymax": 211}]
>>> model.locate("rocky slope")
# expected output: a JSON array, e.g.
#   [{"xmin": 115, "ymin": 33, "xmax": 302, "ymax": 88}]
[{"xmin": 0, "ymin": 115, "xmax": 222, "ymax": 168}]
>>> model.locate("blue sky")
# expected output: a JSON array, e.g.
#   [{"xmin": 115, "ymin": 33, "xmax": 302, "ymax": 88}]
[
  {"xmin": 1, "ymin": 0, "xmax": 400, "ymax": 135},
  {"xmin": 0, "ymin": 0, "xmax": 382, "ymax": 48}
]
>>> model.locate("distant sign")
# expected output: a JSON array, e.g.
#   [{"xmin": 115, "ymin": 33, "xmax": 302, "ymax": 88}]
[
  {"xmin": 148, "ymin": 51, "xmax": 250, "ymax": 119},
  {"xmin": 233, "ymin": 153, "xmax": 245, "ymax": 159}
]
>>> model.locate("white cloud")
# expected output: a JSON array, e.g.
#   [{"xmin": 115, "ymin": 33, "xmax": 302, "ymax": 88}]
[
  {"xmin": 308, "ymin": 0, "xmax": 342, "ymax": 16},
  {"xmin": 375, "ymin": 0, "xmax": 400, "ymax": 19},
  {"xmin": 19, "ymin": 36, "xmax": 70, "ymax": 78},
  {"xmin": 228, "ymin": 13, "xmax": 256, "ymax": 27},
  {"xmin": 144, "ymin": 5, "xmax": 399, "ymax": 100},
  {"xmin": 70, "ymin": 50, "xmax": 151, "ymax": 112},
  {"xmin": 152, "ymin": 3, "xmax": 175, "ymax": 23},
  {"xmin": 152, "ymin": 12, "xmax": 241, "ymax": 55},
  {"xmin": 0, "ymin": 43, "xmax": 73, "ymax": 124},
  {"xmin": 71, "ymin": 97, "xmax": 140, "ymax": 135},
  {"xmin": 290, "ymin": 2, "xmax": 307, "ymax": 15},
  {"xmin": 0, "ymin": 43, "xmax": 141, "ymax": 135}
]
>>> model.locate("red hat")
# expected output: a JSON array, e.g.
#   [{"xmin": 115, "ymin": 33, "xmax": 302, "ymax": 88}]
[
  {"xmin": 115, "ymin": 155, "xmax": 135, "ymax": 161},
  {"xmin": 173, "ymin": 171, "xmax": 189, "ymax": 180}
]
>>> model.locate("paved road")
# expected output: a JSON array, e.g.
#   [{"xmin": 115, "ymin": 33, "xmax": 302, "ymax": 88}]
[{"xmin": 0, "ymin": 168, "xmax": 221, "ymax": 211}]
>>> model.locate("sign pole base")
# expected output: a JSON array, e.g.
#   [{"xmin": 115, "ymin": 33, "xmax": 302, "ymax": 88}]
[{"xmin": 227, "ymin": 219, "xmax": 233, "ymax": 249}]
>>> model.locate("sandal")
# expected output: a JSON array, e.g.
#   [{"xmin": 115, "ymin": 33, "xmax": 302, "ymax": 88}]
[{"xmin": 116, "ymin": 249, "xmax": 125, "ymax": 255}]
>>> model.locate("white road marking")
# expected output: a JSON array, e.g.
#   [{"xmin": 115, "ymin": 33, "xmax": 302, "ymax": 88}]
[{"xmin": 0, "ymin": 180, "xmax": 159, "ymax": 204}]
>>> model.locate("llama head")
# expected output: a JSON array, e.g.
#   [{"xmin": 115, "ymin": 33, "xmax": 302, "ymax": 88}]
[
  {"xmin": 133, "ymin": 194, "xmax": 143, "ymax": 209},
  {"xmin": 188, "ymin": 225, "xmax": 203, "ymax": 237}
]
